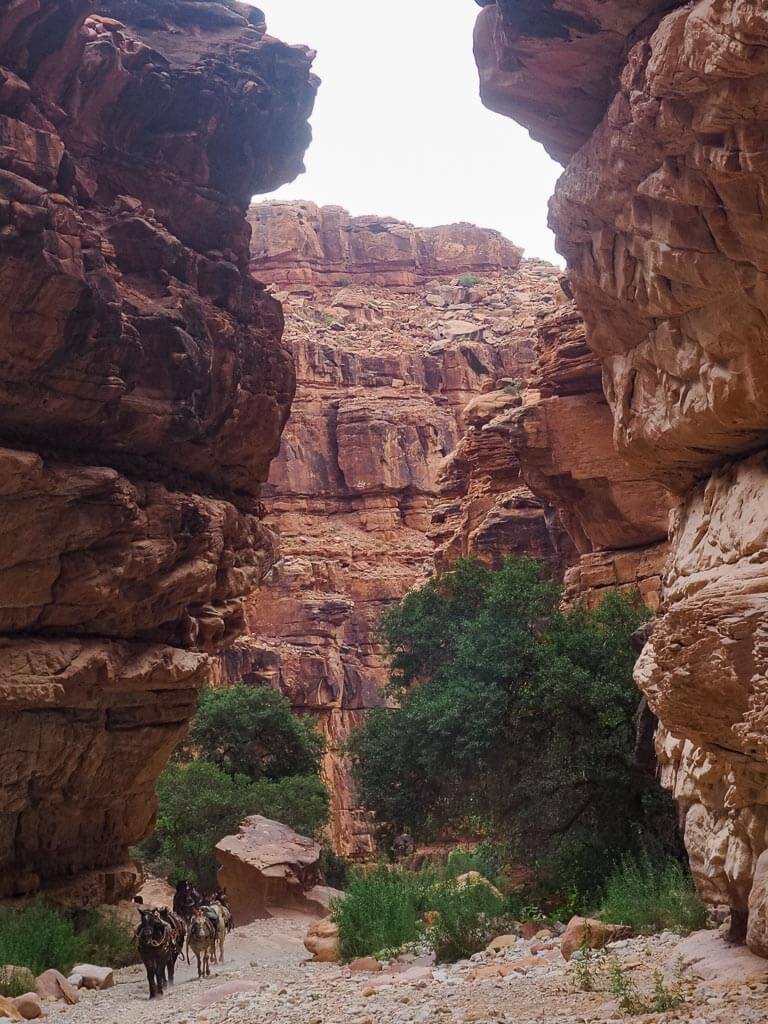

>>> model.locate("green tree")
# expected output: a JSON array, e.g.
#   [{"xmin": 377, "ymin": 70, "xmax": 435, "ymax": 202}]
[
  {"xmin": 154, "ymin": 761, "xmax": 255, "ymax": 887},
  {"xmin": 150, "ymin": 761, "xmax": 330, "ymax": 887},
  {"xmin": 349, "ymin": 558, "xmax": 671, "ymax": 894},
  {"xmin": 180, "ymin": 685, "xmax": 323, "ymax": 782},
  {"xmin": 141, "ymin": 685, "xmax": 330, "ymax": 887}
]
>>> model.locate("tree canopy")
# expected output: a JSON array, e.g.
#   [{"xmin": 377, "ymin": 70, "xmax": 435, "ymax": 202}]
[
  {"xmin": 349, "ymin": 558, "xmax": 674, "ymax": 892},
  {"xmin": 180, "ymin": 685, "xmax": 324, "ymax": 782},
  {"xmin": 143, "ymin": 685, "xmax": 329, "ymax": 887}
]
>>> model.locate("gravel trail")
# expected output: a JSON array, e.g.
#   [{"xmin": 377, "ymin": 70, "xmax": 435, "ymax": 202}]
[{"xmin": 44, "ymin": 915, "xmax": 768, "ymax": 1024}]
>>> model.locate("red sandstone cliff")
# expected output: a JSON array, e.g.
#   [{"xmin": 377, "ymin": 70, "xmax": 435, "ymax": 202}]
[
  {"xmin": 472, "ymin": 0, "xmax": 768, "ymax": 952},
  {"xmin": 217, "ymin": 201, "xmax": 570, "ymax": 856},
  {"xmin": 0, "ymin": 1, "xmax": 316, "ymax": 905}
]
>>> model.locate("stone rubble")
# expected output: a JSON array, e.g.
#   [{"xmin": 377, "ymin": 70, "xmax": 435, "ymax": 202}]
[{"xmin": 39, "ymin": 915, "xmax": 768, "ymax": 1024}]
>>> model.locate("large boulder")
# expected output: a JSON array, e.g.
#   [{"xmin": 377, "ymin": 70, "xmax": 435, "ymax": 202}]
[
  {"xmin": 34, "ymin": 970, "xmax": 78, "ymax": 1004},
  {"xmin": 70, "ymin": 965, "xmax": 114, "ymax": 991},
  {"xmin": 560, "ymin": 916, "xmax": 624, "ymax": 962},
  {"xmin": 304, "ymin": 918, "xmax": 340, "ymax": 963},
  {"xmin": 215, "ymin": 815, "xmax": 325, "ymax": 924}
]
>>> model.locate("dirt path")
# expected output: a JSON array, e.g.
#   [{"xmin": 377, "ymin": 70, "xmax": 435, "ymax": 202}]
[
  {"xmin": 62, "ymin": 912, "xmax": 322, "ymax": 1024},
  {"xmin": 55, "ymin": 916, "xmax": 768, "ymax": 1024}
]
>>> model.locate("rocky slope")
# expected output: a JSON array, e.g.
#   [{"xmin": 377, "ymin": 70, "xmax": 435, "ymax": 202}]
[
  {"xmin": 217, "ymin": 201, "xmax": 572, "ymax": 857},
  {"xmin": 0, "ymin": 1, "xmax": 316, "ymax": 905},
  {"xmin": 472, "ymin": 0, "xmax": 768, "ymax": 952}
]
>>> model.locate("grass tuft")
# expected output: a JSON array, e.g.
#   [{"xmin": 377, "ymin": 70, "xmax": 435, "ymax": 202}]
[
  {"xmin": 600, "ymin": 853, "xmax": 707, "ymax": 935},
  {"xmin": 0, "ymin": 905, "xmax": 80, "ymax": 976}
]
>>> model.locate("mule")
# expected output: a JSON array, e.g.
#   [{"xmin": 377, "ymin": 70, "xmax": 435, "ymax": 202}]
[
  {"xmin": 136, "ymin": 908, "xmax": 174, "ymax": 999},
  {"xmin": 157, "ymin": 907, "xmax": 187, "ymax": 981},
  {"xmin": 187, "ymin": 909, "xmax": 216, "ymax": 979},
  {"xmin": 201, "ymin": 902, "xmax": 229, "ymax": 963},
  {"xmin": 173, "ymin": 880, "xmax": 202, "ymax": 923}
]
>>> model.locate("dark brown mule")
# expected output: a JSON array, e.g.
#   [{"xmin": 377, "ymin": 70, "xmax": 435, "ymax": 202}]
[{"xmin": 136, "ymin": 908, "xmax": 175, "ymax": 999}]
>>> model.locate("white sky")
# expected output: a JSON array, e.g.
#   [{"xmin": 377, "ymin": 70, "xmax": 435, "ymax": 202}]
[{"xmin": 260, "ymin": 1, "xmax": 563, "ymax": 266}]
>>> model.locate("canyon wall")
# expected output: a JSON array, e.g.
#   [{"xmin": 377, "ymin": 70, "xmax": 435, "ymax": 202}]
[
  {"xmin": 219, "ymin": 201, "xmax": 574, "ymax": 856},
  {"xmin": 0, "ymin": 1, "xmax": 316, "ymax": 905},
  {"xmin": 472, "ymin": 0, "xmax": 768, "ymax": 949}
]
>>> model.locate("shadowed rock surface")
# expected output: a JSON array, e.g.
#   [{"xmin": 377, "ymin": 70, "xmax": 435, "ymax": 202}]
[{"xmin": 0, "ymin": 0, "xmax": 317, "ymax": 904}]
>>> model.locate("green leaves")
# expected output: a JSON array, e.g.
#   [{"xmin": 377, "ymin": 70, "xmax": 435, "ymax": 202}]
[
  {"xmin": 153, "ymin": 762, "xmax": 330, "ymax": 888},
  {"xmin": 180, "ymin": 685, "xmax": 324, "ymax": 782},
  {"xmin": 350, "ymin": 557, "xmax": 669, "ymax": 894},
  {"xmin": 143, "ymin": 684, "xmax": 329, "ymax": 887}
]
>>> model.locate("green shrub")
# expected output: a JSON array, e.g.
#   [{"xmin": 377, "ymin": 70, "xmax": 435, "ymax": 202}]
[
  {"xmin": 601, "ymin": 854, "xmax": 707, "ymax": 935},
  {"xmin": 0, "ymin": 905, "xmax": 79, "ymax": 976},
  {"xmin": 427, "ymin": 882, "xmax": 506, "ymax": 962},
  {"xmin": 333, "ymin": 867, "xmax": 423, "ymax": 960},
  {"xmin": 75, "ymin": 909, "xmax": 138, "ymax": 968},
  {"xmin": 0, "ymin": 966, "xmax": 35, "ymax": 999},
  {"xmin": 320, "ymin": 847, "xmax": 351, "ymax": 890},
  {"xmin": 457, "ymin": 273, "xmax": 480, "ymax": 287},
  {"xmin": 332, "ymin": 865, "xmax": 512, "ymax": 962},
  {"xmin": 606, "ymin": 959, "xmax": 684, "ymax": 1015},
  {"xmin": 250, "ymin": 775, "xmax": 329, "ymax": 839},
  {"xmin": 179, "ymin": 685, "xmax": 323, "ymax": 782}
]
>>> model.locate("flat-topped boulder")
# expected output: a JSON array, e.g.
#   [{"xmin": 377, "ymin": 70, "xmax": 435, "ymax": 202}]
[{"xmin": 216, "ymin": 815, "xmax": 333, "ymax": 923}]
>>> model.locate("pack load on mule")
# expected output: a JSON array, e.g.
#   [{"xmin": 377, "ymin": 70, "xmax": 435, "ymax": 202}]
[
  {"xmin": 183, "ymin": 898, "xmax": 231, "ymax": 979},
  {"xmin": 135, "ymin": 907, "xmax": 186, "ymax": 1000}
]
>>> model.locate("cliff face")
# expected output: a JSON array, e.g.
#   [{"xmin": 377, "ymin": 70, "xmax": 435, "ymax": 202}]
[
  {"xmin": 220, "ymin": 201, "xmax": 569, "ymax": 856},
  {"xmin": 473, "ymin": 0, "xmax": 768, "ymax": 949},
  {"xmin": 447, "ymin": 301, "xmax": 672, "ymax": 608},
  {"xmin": 0, "ymin": 1, "xmax": 316, "ymax": 905}
]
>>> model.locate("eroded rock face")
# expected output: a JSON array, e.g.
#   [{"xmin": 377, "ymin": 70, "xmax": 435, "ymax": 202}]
[
  {"xmin": 0, "ymin": 1, "xmax": 316, "ymax": 902},
  {"xmin": 217, "ymin": 203, "xmax": 569, "ymax": 856},
  {"xmin": 215, "ymin": 815, "xmax": 330, "ymax": 924},
  {"xmin": 439, "ymin": 298, "xmax": 671, "ymax": 607},
  {"xmin": 473, "ymin": 0, "xmax": 685, "ymax": 164},
  {"xmin": 504, "ymin": 304, "xmax": 672, "ymax": 608},
  {"xmin": 248, "ymin": 201, "xmax": 523, "ymax": 287},
  {"xmin": 472, "ymin": 0, "xmax": 768, "ymax": 951}
]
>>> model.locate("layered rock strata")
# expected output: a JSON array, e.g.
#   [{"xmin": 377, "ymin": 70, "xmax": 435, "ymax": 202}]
[
  {"xmin": 0, "ymin": 1, "xmax": 316, "ymax": 903},
  {"xmin": 472, "ymin": 0, "xmax": 768, "ymax": 949},
  {"xmin": 248, "ymin": 202, "xmax": 523, "ymax": 287},
  {"xmin": 437, "ymin": 301, "xmax": 672, "ymax": 607},
  {"xmin": 218, "ymin": 202, "xmax": 569, "ymax": 857}
]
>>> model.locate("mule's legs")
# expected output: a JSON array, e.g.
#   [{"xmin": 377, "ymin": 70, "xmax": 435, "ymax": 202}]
[
  {"xmin": 145, "ymin": 962, "xmax": 156, "ymax": 999},
  {"xmin": 166, "ymin": 954, "xmax": 176, "ymax": 987}
]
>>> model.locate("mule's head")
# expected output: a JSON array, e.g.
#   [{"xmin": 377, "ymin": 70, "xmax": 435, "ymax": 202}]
[
  {"xmin": 188, "ymin": 909, "xmax": 211, "ymax": 941},
  {"xmin": 137, "ymin": 908, "xmax": 165, "ymax": 945}
]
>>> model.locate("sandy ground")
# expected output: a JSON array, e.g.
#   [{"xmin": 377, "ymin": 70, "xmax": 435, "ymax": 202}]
[{"xmin": 44, "ymin": 914, "xmax": 768, "ymax": 1024}]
